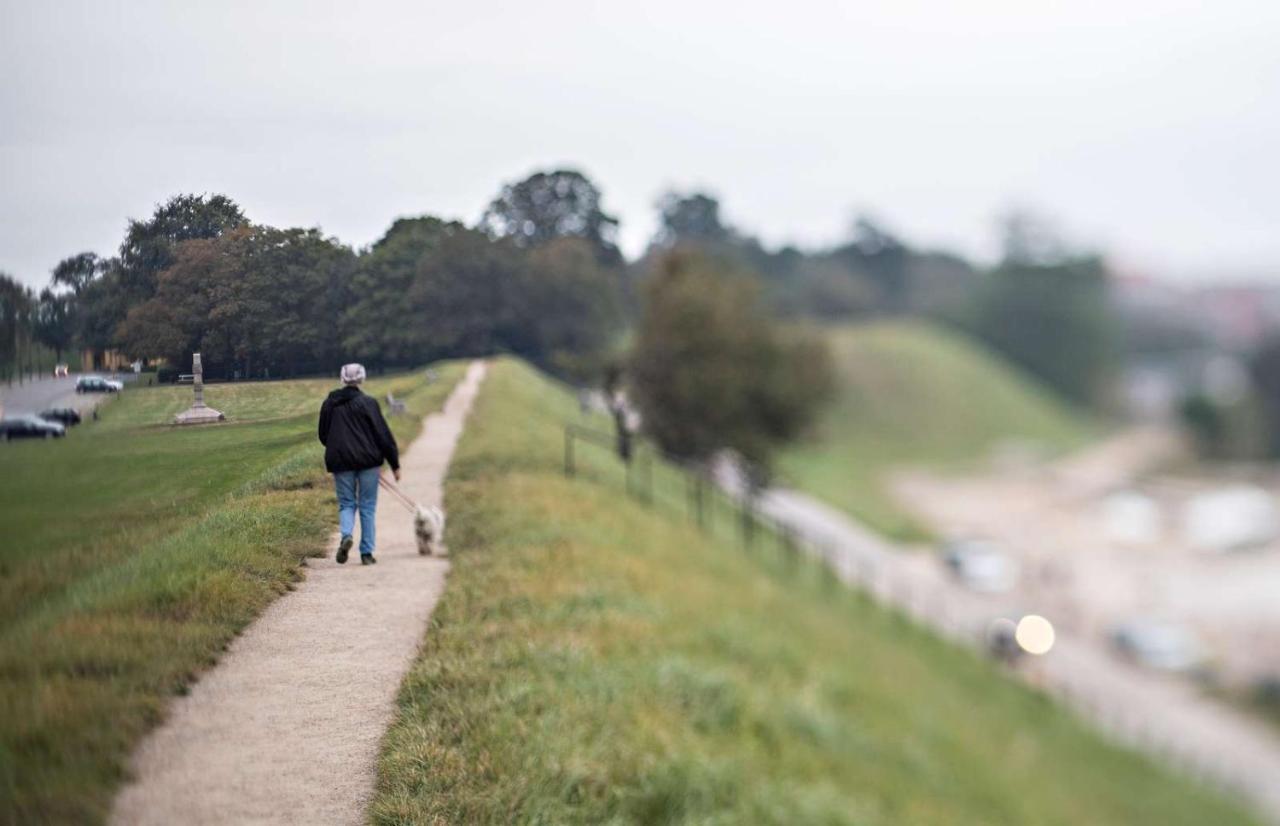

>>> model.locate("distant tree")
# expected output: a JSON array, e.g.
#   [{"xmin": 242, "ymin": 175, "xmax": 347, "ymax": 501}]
[
  {"xmin": 51, "ymin": 252, "xmax": 101, "ymax": 295},
  {"xmin": 515, "ymin": 237, "xmax": 622, "ymax": 377},
  {"xmin": 1250, "ymin": 336, "xmax": 1280, "ymax": 458},
  {"xmin": 117, "ymin": 193, "xmax": 247, "ymax": 302},
  {"xmin": 967, "ymin": 253, "xmax": 1118, "ymax": 406},
  {"xmin": 999, "ymin": 209, "xmax": 1068, "ymax": 266},
  {"xmin": 33, "ymin": 289, "xmax": 74, "ymax": 364},
  {"xmin": 343, "ymin": 217, "xmax": 459, "ymax": 365},
  {"xmin": 830, "ymin": 216, "xmax": 909, "ymax": 313},
  {"xmin": 73, "ymin": 263, "xmax": 127, "ymax": 354},
  {"xmin": 0, "ymin": 274, "xmax": 36, "ymax": 382},
  {"xmin": 345, "ymin": 218, "xmax": 621, "ymax": 374},
  {"xmin": 653, "ymin": 192, "xmax": 730, "ymax": 247},
  {"xmin": 480, "ymin": 169, "xmax": 621, "ymax": 264},
  {"xmin": 782, "ymin": 258, "xmax": 879, "ymax": 319},
  {"xmin": 628, "ymin": 250, "xmax": 833, "ymax": 472},
  {"xmin": 905, "ymin": 251, "xmax": 978, "ymax": 319},
  {"xmin": 117, "ymin": 224, "xmax": 354, "ymax": 375},
  {"xmin": 406, "ymin": 226, "xmax": 525, "ymax": 357}
]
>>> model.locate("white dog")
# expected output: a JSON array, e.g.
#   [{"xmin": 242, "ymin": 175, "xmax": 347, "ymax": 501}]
[{"xmin": 414, "ymin": 504, "xmax": 446, "ymax": 556}]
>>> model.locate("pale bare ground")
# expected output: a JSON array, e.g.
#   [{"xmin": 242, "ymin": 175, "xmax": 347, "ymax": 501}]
[
  {"xmin": 744, "ymin": 428, "xmax": 1280, "ymax": 823},
  {"xmin": 110, "ymin": 361, "xmax": 487, "ymax": 826}
]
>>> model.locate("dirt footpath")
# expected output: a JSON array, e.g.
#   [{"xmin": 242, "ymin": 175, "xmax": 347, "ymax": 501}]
[{"xmin": 110, "ymin": 361, "xmax": 487, "ymax": 826}]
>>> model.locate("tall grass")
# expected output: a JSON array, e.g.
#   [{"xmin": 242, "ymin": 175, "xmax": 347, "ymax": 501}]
[
  {"xmin": 371, "ymin": 359, "xmax": 1255, "ymax": 825},
  {"xmin": 0, "ymin": 364, "xmax": 464, "ymax": 824}
]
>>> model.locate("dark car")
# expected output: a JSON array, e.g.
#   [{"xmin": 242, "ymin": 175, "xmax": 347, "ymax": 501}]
[
  {"xmin": 39, "ymin": 407, "xmax": 82, "ymax": 427},
  {"xmin": 0, "ymin": 415, "xmax": 66, "ymax": 441},
  {"xmin": 76, "ymin": 375, "xmax": 122, "ymax": 393}
]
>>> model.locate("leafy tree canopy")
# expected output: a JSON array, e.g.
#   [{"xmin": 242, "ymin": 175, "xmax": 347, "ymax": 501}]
[
  {"xmin": 117, "ymin": 193, "xmax": 247, "ymax": 301},
  {"xmin": 481, "ymin": 169, "xmax": 621, "ymax": 265},
  {"xmin": 628, "ymin": 250, "xmax": 832, "ymax": 472},
  {"xmin": 654, "ymin": 191, "xmax": 730, "ymax": 247}
]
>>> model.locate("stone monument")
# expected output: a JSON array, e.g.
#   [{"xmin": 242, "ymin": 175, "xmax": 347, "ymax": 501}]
[{"xmin": 173, "ymin": 353, "xmax": 226, "ymax": 425}]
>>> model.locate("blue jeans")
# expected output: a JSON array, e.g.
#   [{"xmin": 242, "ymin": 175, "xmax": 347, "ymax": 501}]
[{"xmin": 334, "ymin": 466, "xmax": 381, "ymax": 555}]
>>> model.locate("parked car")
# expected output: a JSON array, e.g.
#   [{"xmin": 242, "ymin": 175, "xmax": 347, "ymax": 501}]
[
  {"xmin": 54, "ymin": 363, "xmax": 69, "ymax": 378},
  {"xmin": 76, "ymin": 375, "xmax": 122, "ymax": 393},
  {"xmin": 39, "ymin": 407, "xmax": 82, "ymax": 426},
  {"xmin": 942, "ymin": 538, "xmax": 1019, "ymax": 593},
  {"xmin": 0, "ymin": 415, "xmax": 67, "ymax": 441},
  {"xmin": 1111, "ymin": 620, "xmax": 1204, "ymax": 672}
]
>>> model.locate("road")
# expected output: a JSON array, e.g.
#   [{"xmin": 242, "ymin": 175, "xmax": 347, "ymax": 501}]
[
  {"xmin": 721, "ymin": 431, "xmax": 1280, "ymax": 823},
  {"xmin": 0, "ymin": 372, "xmax": 131, "ymax": 418}
]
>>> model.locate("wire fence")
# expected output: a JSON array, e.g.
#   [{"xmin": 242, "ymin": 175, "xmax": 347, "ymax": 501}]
[
  {"xmin": 562, "ymin": 423, "xmax": 810, "ymax": 563},
  {"xmin": 559, "ymin": 420, "xmax": 1278, "ymax": 816}
]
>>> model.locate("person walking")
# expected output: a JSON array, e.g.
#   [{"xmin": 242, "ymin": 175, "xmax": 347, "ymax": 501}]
[{"xmin": 318, "ymin": 363, "xmax": 400, "ymax": 565}]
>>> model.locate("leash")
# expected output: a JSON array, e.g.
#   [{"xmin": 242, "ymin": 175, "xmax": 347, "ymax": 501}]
[{"xmin": 377, "ymin": 472, "xmax": 419, "ymax": 513}]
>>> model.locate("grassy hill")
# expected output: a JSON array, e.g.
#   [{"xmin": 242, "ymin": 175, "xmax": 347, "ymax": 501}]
[
  {"xmin": 0, "ymin": 366, "xmax": 463, "ymax": 824},
  {"xmin": 779, "ymin": 322, "xmax": 1095, "ymax": 540},
  {"xmin": 372, "ymin": 359, "xmax": 1255, "ymax": 825}
]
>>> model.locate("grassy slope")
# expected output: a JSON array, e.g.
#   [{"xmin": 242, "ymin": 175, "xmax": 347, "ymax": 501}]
[
  {"xmin": 0, "ymin": 365, "xmax": 464, "ymax": 824},
  {"xmin": 779, "ymin": 322, "xmax": 1094, "ymax": 540},
  {"xmin": 372, "ymin": 359, "xmax": 1255, "ymax": 825}
]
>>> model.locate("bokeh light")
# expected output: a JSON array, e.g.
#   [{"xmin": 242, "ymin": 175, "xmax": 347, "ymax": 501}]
[{"xmin": 1016, "ymin": 615, "xmax": 1056, "ymax": 655}]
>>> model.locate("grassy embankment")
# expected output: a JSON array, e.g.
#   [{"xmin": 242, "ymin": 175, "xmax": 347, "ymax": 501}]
[
  {"xmin": 779, "ymin": 321, "xmax": 1095, "ymax": 540},
  {"xmin": 0, "ymin": 364, "xmax": 464, "ymax": 824},
  {"xmin": 371, "ymin": 358, "xmax": 1256, "ymax": 825}
]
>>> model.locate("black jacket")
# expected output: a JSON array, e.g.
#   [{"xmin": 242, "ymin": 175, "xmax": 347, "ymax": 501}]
[{"xmin": 318, "ymin": 386, "xmax": 400, "ymax": 473}]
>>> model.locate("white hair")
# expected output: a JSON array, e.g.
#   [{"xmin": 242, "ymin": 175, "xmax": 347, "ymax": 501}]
[{"xmin": 340, "ymin": 363, "xmax": 366, "ymax": 385}]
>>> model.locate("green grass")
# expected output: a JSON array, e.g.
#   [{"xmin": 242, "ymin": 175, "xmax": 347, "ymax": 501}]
[
  {"xmin": 779, "ymin": 322, "xmax": 1095, "ymax": 540},
  {"xmin": 371, "ymin": 358, "xmax": 1256, "ymax": 825},
  {"xmin": 0, "ymin": 364, "xmax": 464, "ymax": 824}
]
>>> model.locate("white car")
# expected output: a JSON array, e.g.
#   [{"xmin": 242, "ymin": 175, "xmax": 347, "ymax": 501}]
[
  {"xmin": 942, "ymin": 539, "xmax": 1019, "ymax": 594},
  {"xmin": 1111, "ymin": 620, "xmax": 1204, "ymax": 673}
]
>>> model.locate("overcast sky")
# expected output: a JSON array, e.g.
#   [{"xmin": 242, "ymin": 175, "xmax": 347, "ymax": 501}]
[{"xmin": 2, "ymin": 0, "xmax": 1278, "ymax": 289}]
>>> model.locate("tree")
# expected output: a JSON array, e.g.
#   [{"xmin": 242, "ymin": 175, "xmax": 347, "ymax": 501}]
[
  {"xmin": 480, "ymin": 169, "xmax": 621, "ymax": 264},
  {"xmin": 117, "ymin": 224, "xmax": 354, "ymax": 375},
  {"xmin": 653, "ymin": 191, "xmax": 730, "ymax": 247},
  {"xmin": 116, "ymin": 193, "xmax": 247, "ymax": 303},
  {"xmin": 967, "ymin": 253, "xmax": 1118, "ymax": 406},
  {"xmin": 830, "ymin": 216, "xmax": 909, "ymax": 313},
  {"xmin": 999, "ymin": 209, "xmax": 1068, "ymax": 266},
  {"xmin": 514, "ymin": 237, "xmax": 622, "ymax": 377},
  {"xmin": 405, "ymin": 226, "xmax": 525, "ymax": 357},
  {"xmin": 628, "ymin": 250, "xmax": 832, "ymax": 472},
  {"xmin": 33, "ymin": 289, "xmax": 74, "ymax": 364},
  {"xmin": 343, "ymin": 217, "xmax": 460, "ymax": 365},
  {"xmin": 73, "ymin": 263, "xmax": 128, "ymax": 355},
  {"xmin": 51, "ymin": 252, "xmax": 101, "ymax": 295},
  {"xmin": 1250, "ymin": 336, "xmax": 1280, "ymax": 458},
  {"xmin": 0, "ymin": 274, "xmax": 36, "ymax": 383}
]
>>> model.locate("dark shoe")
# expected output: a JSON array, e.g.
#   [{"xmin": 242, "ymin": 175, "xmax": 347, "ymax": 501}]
[
  {"xmin": 360, "ymin": 554, "xmax": 377, "ymax": 565},
  {"xmin": 337, "ymin": 535, "xmax": 353, "ymax": 564}
]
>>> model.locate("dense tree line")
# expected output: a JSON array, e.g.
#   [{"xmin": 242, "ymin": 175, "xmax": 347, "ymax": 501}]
[
  {"xmin": 10, "ymin": 171, "xmax": 1120, "ymax": 453},
  {"xmin": 12, "ymin": 172, "xmax": 623, "ymax": 381}
]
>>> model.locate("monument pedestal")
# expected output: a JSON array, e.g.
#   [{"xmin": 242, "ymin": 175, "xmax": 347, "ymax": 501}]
[
  {"xmin": 174, "ymin": 404, "xmax": 225, "ymax": 425},
  {"xmin": 173, "ymin": 352, "xmax": 226, "ymax": 425}
]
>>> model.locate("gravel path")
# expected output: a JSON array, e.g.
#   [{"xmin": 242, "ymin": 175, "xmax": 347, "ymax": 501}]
[{"xmin": 110, "ymin": 361, "xmax": 487, "ymax": 826}]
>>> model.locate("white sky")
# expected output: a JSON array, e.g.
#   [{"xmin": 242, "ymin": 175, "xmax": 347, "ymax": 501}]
[{"xmin": 2, "ymin": 0, "xmax": 1278, "ymax": 289}]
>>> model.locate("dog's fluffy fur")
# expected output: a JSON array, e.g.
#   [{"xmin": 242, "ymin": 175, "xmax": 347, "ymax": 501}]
[{"xmin": 414, "ymin": 504, "xmax": 445, "ymax": 555}]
